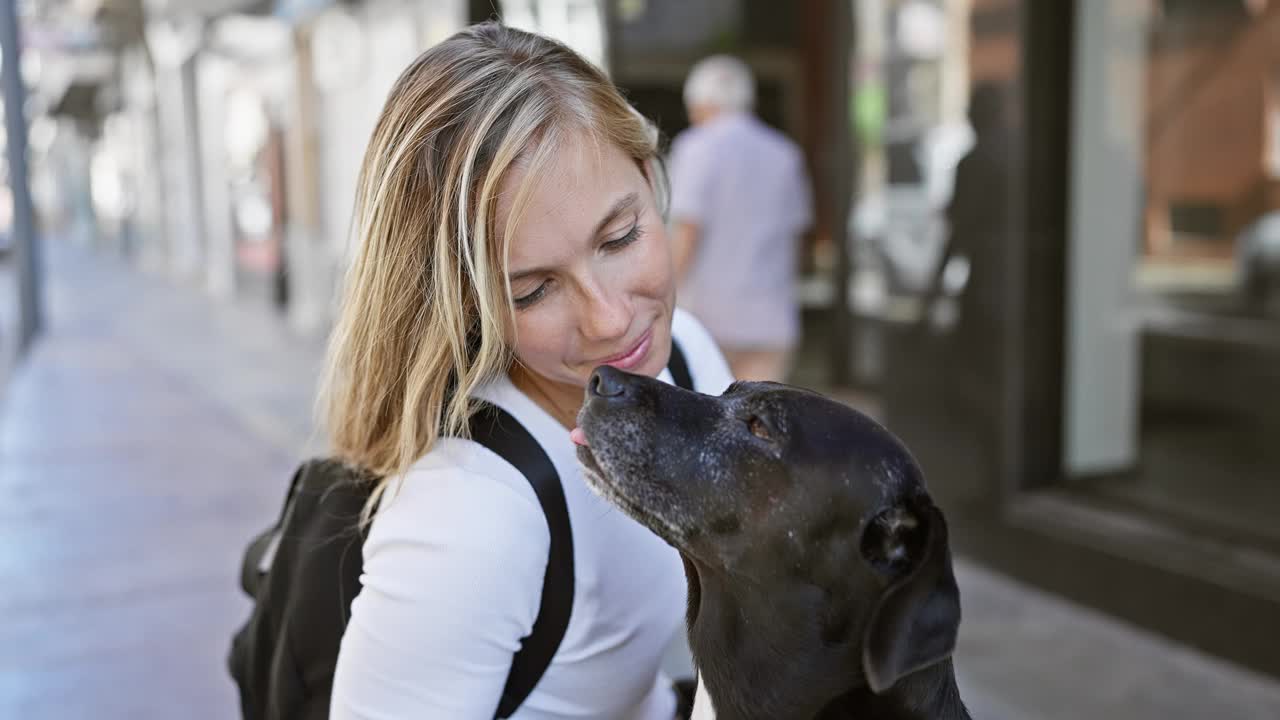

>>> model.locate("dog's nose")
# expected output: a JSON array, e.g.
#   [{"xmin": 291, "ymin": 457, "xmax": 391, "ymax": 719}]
[{"xmin": 588, "ymin": 366, "xmax": 631, "ymax": 400}]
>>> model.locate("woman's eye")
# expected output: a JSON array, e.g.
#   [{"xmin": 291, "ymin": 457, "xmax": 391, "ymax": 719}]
[
  {"xmin": 514, "ymin": 281, "xmax": 549, "ymax": 309},
  {"xmin": 747, "ymin": 415, "xmax": 772, "ymax": 441},
  {"xmin": 602, "ymin": 223, "xmax": 643, "ymax": 251}
]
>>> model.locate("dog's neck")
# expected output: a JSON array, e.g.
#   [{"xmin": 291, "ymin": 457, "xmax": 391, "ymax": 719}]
[
  {"xmin": 817, "ymin": 661, "xmax": 971, "ymax": 720},
  {"xmin": 687, "ymin": 573, "xmax": 970, "ymax": 720},
  {"xmin": 687, "ymin": 571, "xmax": 849, "ymax": 719},
  {"xmin": 693, "ymin": 658, "xmax": 969, "ymax": 720}
]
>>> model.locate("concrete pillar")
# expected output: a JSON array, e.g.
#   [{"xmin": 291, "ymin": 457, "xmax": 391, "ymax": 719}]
[
  {"xmin": 153, "ymin": 45, "xmax": 208, "ymax": 278},
  {"xmin": 282, "ymin": 23, "xmax": 326, "ymax": 332},
  {"xmin": 196, "ymin": 55, "xmax": 236, "ymax": 298}
]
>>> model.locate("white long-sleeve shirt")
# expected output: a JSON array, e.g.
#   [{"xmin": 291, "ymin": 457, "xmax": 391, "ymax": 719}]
[{"xmin": 331, "ymin": 309, "xmax": 734, "ymax": 719}]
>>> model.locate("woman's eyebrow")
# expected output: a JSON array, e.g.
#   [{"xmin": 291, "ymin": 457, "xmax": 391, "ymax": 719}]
[
  {"xmin": 592, "ymin": 192, "xmax": 639, "ymax": 239},
  {"xmin": 508, "ymin": 192, "xmax": 640, "ymax": 284}
]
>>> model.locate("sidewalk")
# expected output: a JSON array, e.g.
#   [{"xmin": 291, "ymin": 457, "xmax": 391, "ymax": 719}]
[
  {"xmin": 2, "ymin": 240, "xmax": 1279, "ymax": 719},
  {"xmin": 1, "ymin": 240, "xmax": 322, "ymax": 719}
]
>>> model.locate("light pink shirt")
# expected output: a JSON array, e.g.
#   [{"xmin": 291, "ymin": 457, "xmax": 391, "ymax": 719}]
[{"xmin": 669, "ymin": 112, "xmax": 813, "ymax": 349}]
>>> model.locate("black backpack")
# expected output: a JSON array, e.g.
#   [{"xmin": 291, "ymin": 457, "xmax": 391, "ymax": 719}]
[{"xmin": 228, "ymin": 345, "xmax": 694, "ymax": 720}]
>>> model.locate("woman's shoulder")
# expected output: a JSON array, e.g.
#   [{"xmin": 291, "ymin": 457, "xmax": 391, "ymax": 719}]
[
  {"xmin": 672, "ymin": 308, "xmax": 734, "ymax": 395},
  {"xmin": 367, "ymin": 437, "xmax": 551, "ymax": 559},
  {"xmin": 337, "ymin": 443, "xmax": 550, "ymax": 718},
  {"xmin": 672, "ymin": 306, "xmax": 716, "ymax": 351}
]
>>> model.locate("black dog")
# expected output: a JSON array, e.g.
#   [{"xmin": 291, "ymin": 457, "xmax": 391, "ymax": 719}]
[{"xmin": 574, "ymin": 366, "xmax": 971, "ymax": 720}]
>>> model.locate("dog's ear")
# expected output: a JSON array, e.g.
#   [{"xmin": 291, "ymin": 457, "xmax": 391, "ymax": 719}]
[{"xmin": 860, "ymin": 504, "xmax": 960, "ymax": 694}]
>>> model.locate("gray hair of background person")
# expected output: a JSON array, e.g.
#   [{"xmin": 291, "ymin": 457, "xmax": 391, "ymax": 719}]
[{"xmin": 682, "ymin": 55, "xmax": 755, "ymax": 113}]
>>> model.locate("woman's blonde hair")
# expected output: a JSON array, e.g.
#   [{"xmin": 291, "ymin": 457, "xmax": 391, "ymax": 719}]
[{"xmin": 318, "ymin": 22, "xmax": 665, "ymax": 500}]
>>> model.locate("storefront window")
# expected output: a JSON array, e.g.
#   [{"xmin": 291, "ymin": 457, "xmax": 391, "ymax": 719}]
[
  {"xmin": 845, "ymin": 0, "xmax": 992, "ymax": 388},
  {"xmin": 1065, "ymin": 0, "xmax": 1280, "ymax": 549}
]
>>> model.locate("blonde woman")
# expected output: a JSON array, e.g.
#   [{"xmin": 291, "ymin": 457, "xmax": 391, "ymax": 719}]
[{"xmin": 323, "ymin": 23, "xmax": 733, "ymax": 720}]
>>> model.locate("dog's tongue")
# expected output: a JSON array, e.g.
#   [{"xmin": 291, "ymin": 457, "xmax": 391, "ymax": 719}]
[{"xmin": 569, "ymin": 427, "xmax": 589, "ymax": 447}]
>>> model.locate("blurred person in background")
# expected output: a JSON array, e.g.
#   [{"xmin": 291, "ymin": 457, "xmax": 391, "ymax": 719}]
[
  {"xmin": 921, "ymin": 81, "xmax": 1013, "ymax": 437},
  {"xmin": 668, "ymin": 55, "xmax": 814, "ymax": 382},
  {"xmin": 322, "ymin": 22, "xmax": 733, "ymax": 720}
]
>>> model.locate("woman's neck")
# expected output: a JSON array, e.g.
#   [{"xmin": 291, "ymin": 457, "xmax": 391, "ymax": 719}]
[{"xmin": 509, "ymin": 364, "xmax": 583, "ymax": 429}]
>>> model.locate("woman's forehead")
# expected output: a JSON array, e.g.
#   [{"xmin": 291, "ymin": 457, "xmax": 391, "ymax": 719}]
[{"xmin": 499, "ymin": 138, "xmax": 646, "ymax": 264}]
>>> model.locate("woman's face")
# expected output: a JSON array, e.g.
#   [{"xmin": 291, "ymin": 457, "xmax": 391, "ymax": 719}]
[{"xmin": 496, "ymin": 133, "xmax": 675, "ymax": 389}]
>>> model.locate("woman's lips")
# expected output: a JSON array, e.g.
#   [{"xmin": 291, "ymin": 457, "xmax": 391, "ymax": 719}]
[{"xmin": 598, "ymin": 328, "xmax": 652, "ymax": 371}]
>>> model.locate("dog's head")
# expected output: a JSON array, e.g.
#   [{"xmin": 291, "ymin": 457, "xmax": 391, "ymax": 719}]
[{"xmin": 575, "ymin": 366, "xmax": 961, "ymax": 709}]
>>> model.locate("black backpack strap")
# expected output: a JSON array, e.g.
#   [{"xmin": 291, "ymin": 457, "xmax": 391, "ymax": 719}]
[
  {"xmin": 668, "ymin": 340, "xmax": 694, "ymax": 391},
  {"xmin": 472, "ymin": 341, "xmax": 692, "ymax": 715},
  {"xmin": 468, "ymin": 402, "xmax": 575, "ymax": 720}
]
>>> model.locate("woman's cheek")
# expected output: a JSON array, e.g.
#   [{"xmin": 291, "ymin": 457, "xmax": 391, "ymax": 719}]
[
  {"xmin": 641, "ymin": 228, "xmax": 676, "ymax": 297},
  {"xmin": 513, "ymin": 310, "xmax": 560, "ymax": 367}
]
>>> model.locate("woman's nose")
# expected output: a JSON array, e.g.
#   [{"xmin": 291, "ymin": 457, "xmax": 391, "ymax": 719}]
[{"xmin": 579, "ymin": 283, "xmax": 630, "ymax": 341}]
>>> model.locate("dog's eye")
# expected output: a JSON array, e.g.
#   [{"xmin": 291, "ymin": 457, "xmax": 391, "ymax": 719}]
[{"xmin": 747, "ymin": 415, "xmax": 772, "ymax": 440}]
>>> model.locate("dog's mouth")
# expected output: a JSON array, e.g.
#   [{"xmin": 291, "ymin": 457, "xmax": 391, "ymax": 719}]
[
  {"xmin": 681, "ymin": 552, "xmax": 702, "ymax": 625},
  {"xmin": 575, "ymin": 444, "xmax": 656, "ymax": 524},
  {"xmin": 574, "ymin": 437, "xmax": 689, "ymax": 546},
  {"xmin": 574, "ymin": 444, "xmax": 631, "ymax": 514}
]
